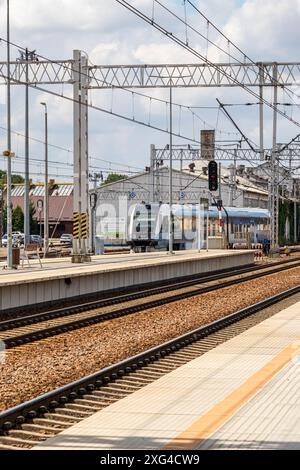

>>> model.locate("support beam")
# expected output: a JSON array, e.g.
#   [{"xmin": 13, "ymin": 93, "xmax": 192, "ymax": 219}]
[
  {"xmin": 258, "ymin": 62, "xmax": 264, "ymax": 159},
  {"xmin": 270, "ymin": 64, "xmax": 279, "ymax": 250},
  {"xmin": 72, "ymin": 50, "xmax": 90, "ymax": 261},
  {"xmin": 1, "ymin": 60, "xmax": 300, "ymax": 88},
  {"xmin": 88, "ymin": 62, "xmax": 300, "ymax": 89},
  {"xmin": 153, "ymin": 147, "xmax": 300, "ymax": 162}
]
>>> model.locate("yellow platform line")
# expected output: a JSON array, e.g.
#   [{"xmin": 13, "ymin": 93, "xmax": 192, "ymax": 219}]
[{"xmin": 165, "ymin": 341, "xmax": 300, "ymax": 450}]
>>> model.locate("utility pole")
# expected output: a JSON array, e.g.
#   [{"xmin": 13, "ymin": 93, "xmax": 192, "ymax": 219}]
[
  {"xmin": 0, "ymin": 187, "xmax": 3, "ymax": 247},
  {"xmin": 294, "ymin": 182, "xmax": 298, "ymax": 244},
  {"xmin": 72, "ymin": 50, "xmax": 90, "ymax": 262},
  {"xmin": 169, "ymin": 82, "xmax": 174, "ymax": 255},
  {"xmin": 89, "ymin": 172, "xmax": 102, "ymax": 253},
  {"xmin": 18, "ymin": 48, "xmax": 37, "ymax": 245},
  {"xmin": 6, "ymin": 0, "xmax": 13, "ymax": 269},
  {"xmin": 25, "ymin": 48, "xmax": 30, "ymax": 246},
  {"xmin": 40, "ymin": 102, "xmax": 49, "ymax": 258},
  {"xmin": 270, "ymin": 64, "xmax": 279, "ymax": 252},
  {"xmin": 150, "ymin": 144, "xmax": 156, "ymax": 202},
  {"xmin": 258, "ymin": 62, "xmax": 264, "ymax": 159}
]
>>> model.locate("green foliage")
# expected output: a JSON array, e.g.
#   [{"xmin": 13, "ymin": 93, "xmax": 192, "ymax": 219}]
[
  {"xmin": 12, "ymin": 206, "xmax": 24, "ymax": 232},
  {"xmin": 0, "ymin": 170, "xmax": 24, "ymax": 185},
  {"xmin": 102, "ymin": 173, "xmax": 128, "ymax": 185},
  {"xmin": 1, "ymin": 202, "xmax": 39, "ymax": 234},
  {"xmin": 279, "ymin": 200, "xmax": 300, "ymax": 245}
]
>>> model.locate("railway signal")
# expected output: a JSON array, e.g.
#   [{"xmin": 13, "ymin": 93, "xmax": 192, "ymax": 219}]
[{"xmin": 208, "ymin": 160, "xmax": 218, "ymax": 192}]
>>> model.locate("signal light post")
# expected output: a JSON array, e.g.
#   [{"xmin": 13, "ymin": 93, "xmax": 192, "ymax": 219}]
[{"xmin": 208, "ymin": 160, "xmax": 218, "ymax": 192}]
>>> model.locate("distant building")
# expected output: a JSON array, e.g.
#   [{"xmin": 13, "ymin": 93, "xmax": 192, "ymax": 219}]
[{"xmin": 1, "ymin": 182, "xmax": 73, "ymax": 237}]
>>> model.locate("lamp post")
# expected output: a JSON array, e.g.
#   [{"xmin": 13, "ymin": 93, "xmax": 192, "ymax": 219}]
[{"xmin": 40, "ymin": 102, "xmax": 49, "ymax": 258}]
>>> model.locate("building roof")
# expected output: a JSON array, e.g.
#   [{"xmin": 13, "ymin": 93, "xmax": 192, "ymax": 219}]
[
  {"xmin": 2, "ymin": 182, "xmax": 74, "ymax": 222},
  {"xmin": 8, "ymin": 183, "xmax": 73, "ymax": 197},
  {"xmin": 182, "ymin": 160, "xmax": 268, "ymax": 197}
]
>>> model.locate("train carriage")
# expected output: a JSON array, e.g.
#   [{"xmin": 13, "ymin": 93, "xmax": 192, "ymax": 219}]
[{"xmin": 127, "ymin": 203, "xmax": 270, "ymax": 251}]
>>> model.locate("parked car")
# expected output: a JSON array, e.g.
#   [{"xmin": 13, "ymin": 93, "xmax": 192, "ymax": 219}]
[
  {"xmin": 30, "ymin": 235, "xmax": 43, "ymax": 246},
  {"xmin": 1, "ymin": 233, "xmax": 20, "ymax": 247},
  {"xmin": 1, "ymin": 234, "xmax": 7, "ymax": 247},
  {"xmin": 60, "ymin": 234, "xmax": 73, "ymax": 246}
]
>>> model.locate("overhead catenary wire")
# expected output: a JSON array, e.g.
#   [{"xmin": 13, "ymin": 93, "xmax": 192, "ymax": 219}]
[
  {"xmin": 1, "ymin": 26, "xmax": 299, "ymax": 184},
  {"xmin": 0, "ymin": 34, "xmax": 293, "ymax": 143},
  {"xmin": 0, "ymin": 68, "xmax": 242, "ymax": 147},
  {"xmin": 115, "ymin": 0, "xmax": 300, "ymax": 128},
  {"xmin": 0, "ymin": 125, "xmax": 145, "ymax": 172},
  {"xmin": 0, "ymin": 37, "xmax": 234, "ymax": 138},
  {"xmin": 184, "ymin": 0, "xmax": 300, "ymax": 109}
]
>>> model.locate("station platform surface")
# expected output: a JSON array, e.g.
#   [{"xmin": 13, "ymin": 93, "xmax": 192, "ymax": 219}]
[
  {"xmin": 34, "ymin": 299, "xmax": 300, "ymax": 450},
  {"xmin": 0, "ymin": 250, "xmax": 253, "ymax": 311}
]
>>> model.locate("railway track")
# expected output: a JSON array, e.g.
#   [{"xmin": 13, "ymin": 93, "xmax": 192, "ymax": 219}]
[
  {"xmin": 0, "ymin": 285, "xmax": 299, "ymax": 450},
  {"xmin": 1, "ymin": 257, "xmax": 300, "ymax": 348}
]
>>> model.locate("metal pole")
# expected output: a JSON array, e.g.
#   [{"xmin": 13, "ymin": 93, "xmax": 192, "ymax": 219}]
[
  {"xmin": 169, "ymin": 84, "xmax": 174, "ymax": 254},
  {"xmin": 270, "ymin": 64, "xmax": 278, "ymax": 250},
  {"xmin": 150, "ymin": 144, "xmax": 155, "ymax": 202},
  {"xmin": 24, "ymin": 48, "xmax": 30, "ymax": 245},
  {"xmin": 6, "ymin": 0, "xmax": 13, "ymax": 269},
  {"xmin": 92, "ymin": 177, "xmax": 97, "ymax": 254},
  {"xmin": 294, "ymin": 178, "xmax": 297, "ymax": 244},
  {"xmin": 41, "ymin": 103, "xmax": 49, "ymax": 257},
  {"xmin": 206, "ymin": 201, "xmax": 209, "ymax": 252},
  {"xmin": 294, "ymin": 197, "xmax": 297, "ymax": 245},
  {"xmin": 218, "ymin": 162, "xmax": 222, "ymax": 200},
  {"xmin": 198, "ymin": 198, "xmax": 201, "ymax": 253},
  {"xmin": 259, "ymin": 63, "xmax": 264, "ymax": 159},
  {"xmin": 45, "ymin": 109, "xmax": 49, "ymax": 257},
  {"xmin": 0, "ymin": 189, "xmax": 3, "ymax": 247}
]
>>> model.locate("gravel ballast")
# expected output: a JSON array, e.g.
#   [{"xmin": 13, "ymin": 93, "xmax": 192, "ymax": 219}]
[{"xmin": 0, "ymin": 266, "xmax": 300, "ymax": 412}]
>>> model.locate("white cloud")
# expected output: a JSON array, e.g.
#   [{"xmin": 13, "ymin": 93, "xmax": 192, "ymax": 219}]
[
  {"xmin": 1, "ymin": 0, "xmax": 300, "ymax": 180},
  {"xmin": 134, "ymin": 42, "xmax": 198, "ymax": 63},
  {"xmin": 222, "ymin": 0, "xmax": 300, "ymax": 60}
]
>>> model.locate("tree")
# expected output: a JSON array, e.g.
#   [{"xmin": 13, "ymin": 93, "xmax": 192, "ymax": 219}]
[
  {"xmin": 12, "ymin": 206, "xmax": 24, "ymax": 232},
  {"xmin": 1, "ymin": 202, "xmax": 39, "ymax": 234},
  {"xmin": 102, "ymin": 173, "xmax": 128, "ymax": 185},
  {"xmin": 0, "ymin": 170, "xmax": 24, "ymax": 185}
]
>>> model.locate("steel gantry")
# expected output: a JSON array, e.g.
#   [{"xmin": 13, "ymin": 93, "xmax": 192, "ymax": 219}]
[
  {"xmin": 1, "ymin": 55, "xmax": 300, "ymax": 253},
  {"xmin": 3, "ymin": 60, "xmax": 300, "ymax": 88}
]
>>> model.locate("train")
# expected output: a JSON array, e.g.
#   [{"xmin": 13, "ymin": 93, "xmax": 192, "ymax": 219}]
[{"xmin": 127, "ymin": 203, "xmax": 271, "ymax": 251}]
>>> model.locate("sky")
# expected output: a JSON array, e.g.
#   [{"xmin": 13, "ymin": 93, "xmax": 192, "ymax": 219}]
[{"xmin": 1, "ymin": 0, "xmax": 300, "ymax": 182}]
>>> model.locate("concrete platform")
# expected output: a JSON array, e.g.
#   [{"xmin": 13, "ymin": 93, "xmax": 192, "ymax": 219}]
[
  {"xmin": 34, "ymin": 298, "xmax": 300, "ymax": 450},
  {"xmin": 0, "ymin": 250, "xmax": 253, "ymax": 311}
]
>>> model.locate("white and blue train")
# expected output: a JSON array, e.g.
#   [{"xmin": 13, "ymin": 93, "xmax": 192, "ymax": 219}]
[{"xmin": 127, "ymin": 203, "xmax": 270, "ymax": 251}]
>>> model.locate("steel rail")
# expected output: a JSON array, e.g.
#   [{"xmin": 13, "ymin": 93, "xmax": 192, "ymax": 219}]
[
  {"xmin": 0, "ymin": 284, "xmax": 299, "ymax": 445},
  {"xmin": 1, "ymin": 258, "xmax": 300, "ymax": 348}
]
